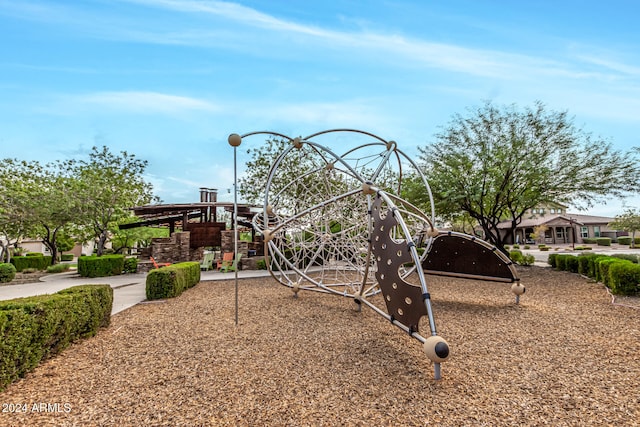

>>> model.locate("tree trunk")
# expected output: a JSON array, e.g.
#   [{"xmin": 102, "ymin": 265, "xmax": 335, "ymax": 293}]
[
  {"xmin": 96, "ymin": 230, "xmax": 108, "ymax": 256},
  {"xmin": 41, "ymin": 226, "xmax": 59, "ymax": 265},
  {"xmin": 43, "ymin": 240, "xmax": 58, "ymax": 265}
]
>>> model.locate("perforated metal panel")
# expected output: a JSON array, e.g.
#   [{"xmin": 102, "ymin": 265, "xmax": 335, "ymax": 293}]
[
  {"xmin": 423, "ymin": 234, "xmax": 518, "ymax": 283},
  {"xmin": 371, "ymin": 197, "xmax": 427, "ymax": 333}
]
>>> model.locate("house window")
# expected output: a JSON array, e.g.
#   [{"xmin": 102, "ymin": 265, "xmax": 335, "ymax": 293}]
[
  {"xmin": 556, "ymin": 228, "xmax": 564, "ymax": 239},
  {"xmin": 550, "ymin": 208, "xmax": 555, "ymax": 214},
  {"xmin": 594, "ymin": 226, "xmax": 601, "ymax": 238},
  {"xmin": 558, "ymin": 208, "xmax": 563, "ymax": 214},
  {"xmin": 540, "ymin": 209, "xmax": 545, "ymax": 215},
  {"xmin": 532, "ymin": 208, "xmax": 537, "ymax": 214},
  {"xmin": 581, "ymin": 227, "xmax": 588, "ymax": 238}
]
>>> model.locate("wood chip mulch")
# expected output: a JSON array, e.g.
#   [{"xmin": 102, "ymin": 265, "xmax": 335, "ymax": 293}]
[{"xmin": 1, "ymin": 267, "xmax": 639, "ymax": 426}]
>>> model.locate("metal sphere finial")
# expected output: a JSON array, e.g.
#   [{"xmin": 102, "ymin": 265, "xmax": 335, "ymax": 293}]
[{"xmin": 228, "ymin": 133, "xmax": 242, "ymax": 147}]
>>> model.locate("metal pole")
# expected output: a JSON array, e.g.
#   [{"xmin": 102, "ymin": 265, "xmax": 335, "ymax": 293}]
[
  {"xmin": 234, "ymin": 145, "xmax": 239, "ymax": 325},
  {"xmin": 228, "ymin": 134, "xmax": 242, "ymax": 326}
]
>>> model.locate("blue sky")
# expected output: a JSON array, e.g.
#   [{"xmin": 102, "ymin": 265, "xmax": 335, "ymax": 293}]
[{"xmin": 1, "ymin": 0, "xmax": 639, "ymax": 216}]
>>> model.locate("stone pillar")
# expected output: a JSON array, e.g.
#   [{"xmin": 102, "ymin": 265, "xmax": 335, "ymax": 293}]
[
  {"xmin": 221, "ymin": 230, "xmax": 249, "ymax": 257},
  {"xmin": 173, "ymin": 231, "xmax": 191, "ymax": 262}
]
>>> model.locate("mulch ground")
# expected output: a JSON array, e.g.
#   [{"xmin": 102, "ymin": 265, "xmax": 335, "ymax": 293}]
[{"xmin": 1, "ymin": 267, "xmax": 639, "ymax": 426}]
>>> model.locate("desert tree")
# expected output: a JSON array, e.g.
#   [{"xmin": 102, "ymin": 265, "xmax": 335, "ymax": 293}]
[
  {"xmin": 418, "ymin": 101, "xmax": 640, "ymax": 252},
  {"xmin": 609, "ymin": 207, "xmax": 640, "ymax": 248},
  {"xmin": 0, "ymin": 159, "xmax": 81, "ymax": 263},
  {"xmin": 73, "ymin": 146, "xmax": 156, "ymax": 256}
]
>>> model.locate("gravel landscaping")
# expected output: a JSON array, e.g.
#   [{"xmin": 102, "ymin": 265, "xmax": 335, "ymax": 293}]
[{"xmin": 1, "ymin": 266, "xmax": 639, "ymax": 426}]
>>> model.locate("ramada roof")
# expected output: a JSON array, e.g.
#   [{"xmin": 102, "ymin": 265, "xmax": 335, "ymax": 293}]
[{"xmin": 497, "ymin": 213, "xmax": 613, "ymax": 229}]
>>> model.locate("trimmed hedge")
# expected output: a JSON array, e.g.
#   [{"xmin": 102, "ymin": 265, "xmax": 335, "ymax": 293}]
[
  {"xmin": 78, "ymin": 255, "xmax": 125, "ymax": 278},
  {"xmin": 608, "ymin": 262, "xmax": 640, "ymax": 295},
  {"xmin": 564, "ymin": 256, "xmax": 580, "ymax": 273},
  {"xmin": 0, "ymin": 285, "xmax": 113, "ymax": 391},
  {"xmin": 123, "ymin": 257, "xmax": 138, "ymax": 274},
  {"xmin": 61, "ymin": 254, "xmax": 74, "ymax": 262},
  {"xmin": 597, "ymin": 258, "xmax": 621, "ymax": 286},
  {"xmin": 0, "ymin": 263, "xmax": 17, "ymax": 283},
  {"xmin": 596, "ymin": 238, "xmax": 612, "ymax": 246},
  {"xmin": 10, "ymin": 255, "xmax": 53, "ymax": 272},
  {"xmin": 552, "ymin": 253, "xmax": 639, "ymax": 295},
  {"xmin": 146, "ymin": 262, "xmax": 201, "ymax": 300},
  {"xmin": 611, "ymin": 253, "xmax": 639, "ymax": 263}
]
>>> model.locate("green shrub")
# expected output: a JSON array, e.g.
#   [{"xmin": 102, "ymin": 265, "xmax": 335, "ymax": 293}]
[
  {"xmin": 538, "ymin": 244, "xmax": 547, "ymax": 249},
  {"xmin": 123, "ymin": 257, "xmax": 138, "ymax": 274},
  {"xmin": 596, "ymin": 237, "xmax": 612, "ymax": 246},
  {"xmin": 146, "ymin": 262, "xmax": 201, "ymax": 300},
  {"xmin": 565, "ymin": 256, "xmax": 580, "ymax": 273},
  {"xmin": 512, "ymin": 244, "xmax": 520, "ymax": 249},
  {"xmin": 10, "ymin": 255, "xmax": 53, "ymax": 272},
  {"xmin": 548, "ymin": 253, "xmax": 558, "ymax": 268},
  {"xmin": 574, "ymin": 246, "xmax": 592, "ymax": 251},
  {"xmin": 77, "ymin": 255, "xmax": 125, "ymax": 278},
  {"xmin": 554, "ymin": 255, "xmax": 579, "ymax": 273},
  {"xmin": 596, "ymin": 258, "xmax": 624, "ymax": 286},
  {"xmin": 46, "ymin": 263, "xmax": 70, "ymax": 274},
  {"xmin": 509, "ymin": 250, "xmax": 524, "ymax": 264},
  {"xmin": 577, "ymin": 254, "xmax": 594, "ymax": 276},
  {"xmin": 611, "ymin": 253, "xmax": 639, "ymax": 263},
  {"xmin": 617, "ymin": 237, "xmax": 632, "ymax": 245},
  {"xmin": 0, "ymin": 263, "xmax": 17, "ymax": 283},
  {"xmin": 25, "ymin": 252, "xmax": 43, "ymax": 257},
  {"xmin": 510, "ymin": 251, "xmax": 535, "ymax": 266},
  {"xmin": 0, "ymin": 285, "xmax": 112, "ymax": 391},
  {"xmin": 60, "ymin": 254, "xmax": 74, "ymax": 262},
  {"xmin": 540, "ymin": 247, "xmax": 549, "ymax": 251},
  {"xmin": 578, "ymin": 254, "xmax": 608, "ymax": 280},
  {"xmin": 620, "ymin": 236, "xmax": 640, "ymax": 245},
  {"xmin": 256, "ymin": 259, "xmax": 267, "ymax": 270},
  {"xmin": 555, "ymin": 254, "xmax": 569, "ymax": 271},
  {"xmin": 583, "ymin": 238, "xmax": 598, "ymax": 244},
  {"xmin": 608, "ymin": 262, "xmax": 640, "ymax": 295},
  {"xmin": 520, "ymin": 254, "xmax": 535, "ymax": 266},
  {"xmin": 523, "ymin": 245, "xmax": 530, "ymax": 250}
]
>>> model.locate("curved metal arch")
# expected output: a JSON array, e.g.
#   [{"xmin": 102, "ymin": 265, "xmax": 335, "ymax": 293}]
[
  {"xmin": 232, "ymin": 128, "xmax": 532, "ymax": 381},
  {"xmin": 303, "ymin": 128, "xmax": 391, "ymax": 144},
  {"xmin": 239, "ymin": 130, "xmax": 295, "ymax": 142}
]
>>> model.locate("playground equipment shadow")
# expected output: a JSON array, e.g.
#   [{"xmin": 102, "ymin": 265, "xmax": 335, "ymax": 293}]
[{"xmin": 0, "ymin": 269, "xmax": 272, "ymax": 315}]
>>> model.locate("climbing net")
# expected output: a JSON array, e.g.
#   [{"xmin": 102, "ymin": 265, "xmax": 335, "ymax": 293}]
[
  {"xmin": 231, "ymin": 128, "xmax": 520, "ymax": 380},
  {"xmin": 249, "ymin": 130, "xmax": 436, "ymax": 299}
]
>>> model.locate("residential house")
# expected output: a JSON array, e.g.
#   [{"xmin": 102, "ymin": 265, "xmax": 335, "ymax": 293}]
[{"xmin": 496, "ymin": 203, "xmax": 617, "ymax": 245}]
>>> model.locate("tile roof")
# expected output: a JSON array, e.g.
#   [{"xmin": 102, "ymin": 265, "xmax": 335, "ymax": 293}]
[{"xmin": 496, "ymin": 213, "xmax": 613, "ymax": 229}]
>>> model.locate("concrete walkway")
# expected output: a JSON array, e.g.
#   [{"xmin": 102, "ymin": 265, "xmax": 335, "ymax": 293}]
[{"xmin": 0, "ymin": 269, "xmax": 272, "ymax": 315}]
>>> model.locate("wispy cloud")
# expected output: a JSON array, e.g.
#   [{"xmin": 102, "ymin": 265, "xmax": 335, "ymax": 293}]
[
  {"xmin": 5, "ymin": 0, "xmax": 637, "ymax": 86},
  {"xmin": 574, "ymin": 54, "xmax": 640, "ymax": 78},
  {"xmin": 122, "ymin": 0, "xmax": 339, "ymax": 38},
  {"xmin": 69, "ymin": 91, "xmax": 220, "ymax": 115}
]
